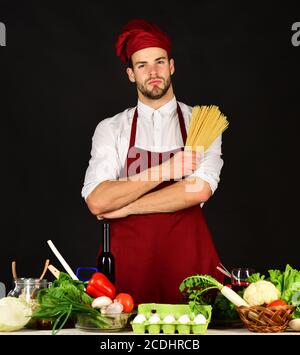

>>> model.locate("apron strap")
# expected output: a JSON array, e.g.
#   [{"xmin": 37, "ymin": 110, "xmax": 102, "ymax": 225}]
[
  {"xmin": 129, "ymin": 102, "xmax": 187, "ymax": 149},
  {"xmin": 176, "ymin": 103, "xmax": 187, "ymax": 145},
  {"xmin": 129, "ymin": 108, "xmax": 138, "ymax": 148}
]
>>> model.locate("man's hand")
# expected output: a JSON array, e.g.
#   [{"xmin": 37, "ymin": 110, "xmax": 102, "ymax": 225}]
[
  {"xmin": 96, "ymin": 176, "xmax": 211, "ymax": 220},
  {"xmin": 161, "ymin": 149, "xmax": 202, "ymax": 181},
  {"xmin": 97, "ymin": 205, "xmax": 132, "ymax": 220}
]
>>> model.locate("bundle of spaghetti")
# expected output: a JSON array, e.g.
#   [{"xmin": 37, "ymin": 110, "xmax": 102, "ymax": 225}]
[{"xmin": 185, "ymin": 105, "xmax": 229, "ymax": 151}]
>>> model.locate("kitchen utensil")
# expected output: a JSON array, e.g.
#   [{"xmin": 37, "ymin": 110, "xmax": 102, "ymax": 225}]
[
  {"xmin": 216, "ymin": 263, "xmax": 232, "ymax": 278},
  {"xmin": 47, "ymin": 240, "xmax": 78, "ymax": 280},
  {"xmin": 219, "ymin": 262, "xmax": 231, "ymax": 276},
  {"xmin": 29, "ymin": 259, "xmax": 50, "ymax": 299},
  {"xmin": 216, "ymin": 266, "xmax": 231, "ymax": 278},
  {"xmin": 76, "ymin": 267, "xmax": 98, "ymax": 282},
  {"xmin": 12, "ymin": 260, "xmax": 17, "ymax": 280},
  {"xmin": 39, "ymin": 259, "xmax": 50, "ymax": 281},
  {"xmin": 47, "ymin": 264, "xmax": 60, "ymax": 279}
]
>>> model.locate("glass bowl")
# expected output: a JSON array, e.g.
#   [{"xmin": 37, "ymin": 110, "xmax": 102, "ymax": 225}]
[{"xmin": 75, "ymin": 312, "xmax": 135, "ymax": 332}]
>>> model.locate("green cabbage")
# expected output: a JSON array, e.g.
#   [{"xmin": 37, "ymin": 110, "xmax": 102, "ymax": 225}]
[{"xmin": 0, "ymin": 297, "xmax": 32, "ymax": 331}]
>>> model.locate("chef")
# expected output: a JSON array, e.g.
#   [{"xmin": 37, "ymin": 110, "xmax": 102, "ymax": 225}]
[{"xmin": 82, "ymin": 19, "xmax": 224, "ymax": 304}]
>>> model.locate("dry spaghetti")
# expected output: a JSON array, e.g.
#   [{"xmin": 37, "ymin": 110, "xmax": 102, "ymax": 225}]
[{"xmin": 186, "ymin": 105, "xmax": 229, "ymax": 151}]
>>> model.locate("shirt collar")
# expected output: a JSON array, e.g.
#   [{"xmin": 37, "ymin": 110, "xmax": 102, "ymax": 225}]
[{"xmin": 137, "ymin": 96, "xmax": 177, "ymax": 119}]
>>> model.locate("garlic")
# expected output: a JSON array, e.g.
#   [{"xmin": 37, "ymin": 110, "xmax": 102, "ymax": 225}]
[{"xmin": 101, "ymin": 300, "xmax": 123, "ymax": 314}]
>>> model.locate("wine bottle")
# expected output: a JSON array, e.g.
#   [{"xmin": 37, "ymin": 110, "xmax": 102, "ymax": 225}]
[{"xmin": 97, "ymin": 221, "xmax": 115, "ymax": 284}]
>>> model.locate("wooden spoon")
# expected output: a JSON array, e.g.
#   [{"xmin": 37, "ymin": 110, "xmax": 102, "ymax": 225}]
[
  {"xmin": 39, "ymin": 259, "xmax": 50, "ymax": 280},
  {"xmin": 47, "ymin": 264, "xmax": 60, "ymax": 279},
  {"xmin": 30, "ymin": 259, "xmax": 50, "ymax": 299},
  {"xmin": 12, "ymin": 260, "xmax": 17, "ymax": 280}
]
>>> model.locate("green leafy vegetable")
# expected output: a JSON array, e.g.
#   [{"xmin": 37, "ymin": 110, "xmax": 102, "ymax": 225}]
[
  {"xmin": 179, "ymin": 274, "xmax": 223, "ymax": 313},
  {"xmin": 179, "ymin": 274, "xmax": 223, "ymax": 294},
  {"xmin": 268, "ymin": 264, "xmax": 300, "ymax": 318},
  {"xmin": 32, "ymin": 272, "xmax": 107, "ymax": 334},
  {"xmin": 246, "ymin": 273, "xmax": 265, "ymax": 283},
  {"xmin": 212, "ymin": 292, "xmax": 240, "ymax": 321},
  {"xmin": 268, "ymin": 269, "xmax": 283, "ymax": 291},
  {"xmin": 180, "ymin": 274, "xmax": 249, "ymax": 319}
]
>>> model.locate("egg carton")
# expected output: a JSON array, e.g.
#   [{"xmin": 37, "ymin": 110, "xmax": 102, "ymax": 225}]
[
  {"xmin": 131, "ymin": 320, "xmax": 209, "ymax": 334},
  {"xmin": 131, "ymin": 303, "xmax": 212, "ymax": 334}
]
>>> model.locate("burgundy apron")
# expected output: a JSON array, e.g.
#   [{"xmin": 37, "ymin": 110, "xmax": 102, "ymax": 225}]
[{"xmin": 99, "ymin": 104, "xmax": 223, "ymax": 305}]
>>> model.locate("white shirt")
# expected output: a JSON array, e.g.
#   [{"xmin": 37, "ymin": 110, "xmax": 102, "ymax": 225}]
[{"xmin": 81, "ymin": 96, "xmax": 224, "ymax": 202}]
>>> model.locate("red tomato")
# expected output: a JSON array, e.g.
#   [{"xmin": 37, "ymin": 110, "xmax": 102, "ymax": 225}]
[
  {"xmin": 267, "ymin": 299, "xmax": 287, "ymax": 308},
  {"xmin": 114, "ymin": 293, "xmax": 134, "ymax": 313}
]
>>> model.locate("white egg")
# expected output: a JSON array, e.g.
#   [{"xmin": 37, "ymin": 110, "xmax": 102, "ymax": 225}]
[
  {"xmin": 148, "ymin": 314, "xmax": 160, "ymax": 324},
  {"xmin": 193, "ymin": 313, "xmax": 206, "ymax": 324},
  {"xmin": 133, "ymin": 314, "xmax": 147, "ymax": 324},
  {"xmin": 178, "ymin": 314, "xmax": 190, "ymax": 324},
  {"xmin": 163, "ymin": 314, "xmax": 175, "ymax": 323}
]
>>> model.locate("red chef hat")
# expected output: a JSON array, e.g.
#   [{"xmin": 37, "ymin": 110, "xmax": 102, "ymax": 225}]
[{"xmin": 115, "ymin": 19, "xmax": 172, "ymax": 64}]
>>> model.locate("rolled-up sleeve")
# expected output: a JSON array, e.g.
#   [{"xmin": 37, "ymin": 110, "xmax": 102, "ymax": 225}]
[
  {"xmin": 81, "ymin": 119, "xmax": 121, "ymax": 200},
  {"xmin": 189, "ymin": 134, "xmax": 224, "ymax": 195}
]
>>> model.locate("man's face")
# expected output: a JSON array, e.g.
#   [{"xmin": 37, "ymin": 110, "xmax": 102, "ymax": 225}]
[{"xmin": 127, "ymin": 47, "xmax": 175, "ymax": 100}]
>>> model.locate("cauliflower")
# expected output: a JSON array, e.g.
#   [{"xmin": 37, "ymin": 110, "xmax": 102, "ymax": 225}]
[{"xmin": 243, "ymin": 280, "xmax": 280, "ymax": 306}]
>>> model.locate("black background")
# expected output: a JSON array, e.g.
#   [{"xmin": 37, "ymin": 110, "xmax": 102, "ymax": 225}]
[{"xmin": 0, "ymin": 0, "xmax": 299, "ymax": 292}]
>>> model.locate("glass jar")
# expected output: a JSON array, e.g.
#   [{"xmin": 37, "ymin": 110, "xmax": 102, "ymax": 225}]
[
  {"xmin": 0, "ymin": 282, "xmax": 5, "ymax": 299},
  {"xmin": 7, "ymin": 278, "xmax": 49, "ymax": 307}
]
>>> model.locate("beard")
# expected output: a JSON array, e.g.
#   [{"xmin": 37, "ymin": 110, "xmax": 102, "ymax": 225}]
[{"xmin": 136, "ymin": 76, "xmax": 172, "ymax": 100}]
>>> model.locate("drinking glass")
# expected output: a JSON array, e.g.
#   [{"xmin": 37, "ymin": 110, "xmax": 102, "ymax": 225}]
[{"xmin": 231, "ymin": 268, "xmax": 255, "ymax": 291}]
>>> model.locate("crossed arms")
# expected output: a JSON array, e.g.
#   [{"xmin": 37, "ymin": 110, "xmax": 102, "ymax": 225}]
[{"xmin": 86, "ymin": 150, "xmax": 212, "ymax": 219}]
